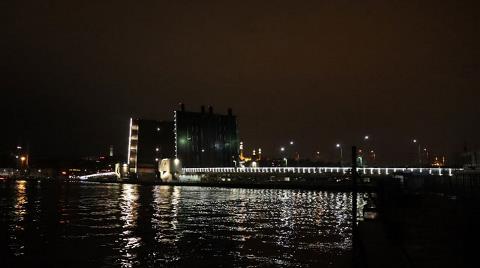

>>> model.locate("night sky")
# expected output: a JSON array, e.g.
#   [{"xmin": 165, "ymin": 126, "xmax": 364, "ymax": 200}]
[{"xmin": 2, "ymin": 0, "xmax": 479, "ymax": 164}]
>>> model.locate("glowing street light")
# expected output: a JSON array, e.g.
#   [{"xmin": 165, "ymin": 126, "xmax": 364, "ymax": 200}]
[
  {"xmin": 412, "ymin": 139, "xmax": 421, "ymax": 166},
  {"xmin": 289, "ymin": 140, "xmax": 294, "ymax": 145},
  {"xmin": 361, "ymin": 135, "xmax": 372, "ymax": 166},
  {"xmin": 336, "ymin": 143, "xmax": 343, "ymax": 166},
  {"xmin": 19, "ymin": 156, "xmax": 27, "ymax": 169},
  {"xmin": 280, "ymin": 147, "xmax": 287, "ymax": 166},
  {"xmin": 424, "ymin": 147, "xmax": 429, "ymax": 162}
]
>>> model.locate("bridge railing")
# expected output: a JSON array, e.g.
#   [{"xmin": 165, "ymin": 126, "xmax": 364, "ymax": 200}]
[{"xmin": 182, "ymin": 167, "xmax": 460, "ymax": 176}]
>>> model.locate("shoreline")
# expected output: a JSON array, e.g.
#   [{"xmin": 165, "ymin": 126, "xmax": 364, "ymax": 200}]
[{"xmin": 4, "ymin": 177, "xmax": 376, "ymax": 192}]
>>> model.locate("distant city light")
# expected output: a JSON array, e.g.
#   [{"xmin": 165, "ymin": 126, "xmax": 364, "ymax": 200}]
[
  {"xmin": 157, "ymin": 127, "xmax": 160, "ymax": 131},
  {"xmin": 413, "ymin": 139, "xmax": 417, "ymax": 143},
  {"xmin": 155, "ymin": 148, "xmax": 159, "ymax": 152},
  {"xmin": 174, "ymin": 158, "xmax": 180, "ymax": 165},
  {"xmin": 280, "ymin": 147, "xmax": 285, "ymax": 152},
  {"xmin": 17, "ymin": 146, "xmax": 22, "ymax": 149},
  {"xmin": 289, "ymin": 141, "xmax": 294, "ymax": 145},
  {"xmin": 336, "ymin": 144, "xmax": 341, "ymax": 148},
  {"xmin": 364, "ymin": 135, "xmax": 369, "ymax": 140},
  {"xmin": 20, "ymin": 156, "xmax": 26, "ymax": 161}
]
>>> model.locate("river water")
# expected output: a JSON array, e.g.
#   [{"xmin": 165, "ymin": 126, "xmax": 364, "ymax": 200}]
[{"xmin": 0, "ymin": 180, "xmax": 365, "ymax": 267}]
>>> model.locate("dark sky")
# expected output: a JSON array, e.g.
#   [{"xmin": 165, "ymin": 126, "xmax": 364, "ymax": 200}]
[{"xmin": 1, "ymin": 0, "xmax": 479, "ymax": 164}]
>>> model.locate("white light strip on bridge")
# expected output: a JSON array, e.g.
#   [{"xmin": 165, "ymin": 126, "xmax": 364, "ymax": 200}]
[
  {"xmin": 181, "ymin": 167, "xmax": 460, "ymax": 176},
  {"xmin": 79, "ymin": 172, "xmax": 119, "ymax": 180}
]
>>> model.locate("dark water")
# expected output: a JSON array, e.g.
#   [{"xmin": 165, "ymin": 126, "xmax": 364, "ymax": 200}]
[{"xmin": 0, "ymin": 180, "xmax": 364, "ymax": 267}]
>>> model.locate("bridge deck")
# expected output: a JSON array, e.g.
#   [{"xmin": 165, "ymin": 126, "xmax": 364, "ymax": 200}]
[{"xmin": 182, "ymin": 167, "xmax": 459, "ymax": 176}]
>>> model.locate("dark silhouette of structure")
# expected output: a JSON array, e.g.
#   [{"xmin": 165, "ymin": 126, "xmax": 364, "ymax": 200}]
[{"xmin": 174, "ymin": 104, "xmax": 239, "ymax": 168}]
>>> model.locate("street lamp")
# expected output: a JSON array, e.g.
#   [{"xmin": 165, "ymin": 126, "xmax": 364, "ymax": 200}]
[
  {"xmin": 19, "ymin": 156, "xmax": 27, "ymax": 170},
  {"xmin": 280, "ymin": 147, "xmax": 287, "ymax": 166},
  {"xmin": 288, "ymin": 140, "xmax": 298, "ymax": 166},
  {"xmin": 360, "ymin": 135, "xmax": 371, "ymax": 166},
  {"xmin": 336, "ymin": 143, "xmax": 343, "ymax": 167},
  {"xmin": 413, "ymin": 139, "xmax": 422, "ymax": 166}
]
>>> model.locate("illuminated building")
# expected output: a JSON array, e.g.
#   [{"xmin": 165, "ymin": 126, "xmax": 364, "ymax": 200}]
[
  {"xmin": 127, "ymin": 118, "xmax": 175, "ymax": 179},
  {"xmin": 432, "ymin": 156, "xmax": 446, "ymax": 167},
  {"xmin": 174, "ymin": 104, "xmax": 239, "ymax": 167},
  {"xmin": 239, "ymin": 142, "xmax": 251, "ymax": 162},
  {"xmin": 239, "ymin": 141, "xmax": 262, "ymax": 167}
]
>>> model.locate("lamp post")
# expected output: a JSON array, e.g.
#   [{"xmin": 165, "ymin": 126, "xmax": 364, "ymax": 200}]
[
  {"xmin": 289, "ymin": 140, "xmax": 299, "ymax": 166},
  {"xmin": 362, "ymin": 135, "xmax": 370, "ymax": 167},
  {"xmin": 336, "ymin": 143, "xmax": 343, "ymax": 167},
  {"xmin": 280, "ymin": 147, "xmax": 286, "ymax": 167},
  {"xmin": 413, "ymin": 139, "xmax": 422, "ymax": 166}
]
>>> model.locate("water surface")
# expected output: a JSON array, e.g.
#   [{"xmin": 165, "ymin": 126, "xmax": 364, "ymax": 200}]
[{"xmin": 0, "ymin": 180, "xmax": 364, "ymax": 267}]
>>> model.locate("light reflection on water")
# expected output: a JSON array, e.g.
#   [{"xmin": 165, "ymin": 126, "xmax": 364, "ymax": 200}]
[
  {"xmin": 119, "ymin": 184, "xmax": 141, "ymax": 268},
  {"xmin": 10, "ymin": 181, "xmax": 27, "ymax": 256},
  {"xmin": 0, "ymin": 181, "xmax": 366, "ymax": 267}
]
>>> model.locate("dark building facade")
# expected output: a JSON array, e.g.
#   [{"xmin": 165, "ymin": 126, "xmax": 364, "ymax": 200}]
[
  {"xmin": 128, "ymin": 118, "xmax": 175, "ymax": 178},
  {"xmin": 174, "ymin": 105, "xmax": 239, "ymax": 168}
]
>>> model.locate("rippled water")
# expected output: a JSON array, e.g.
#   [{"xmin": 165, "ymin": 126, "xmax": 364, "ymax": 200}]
[{"xmin": 0, "ymin": 180, "xmax": 365, "ymax": 267}]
